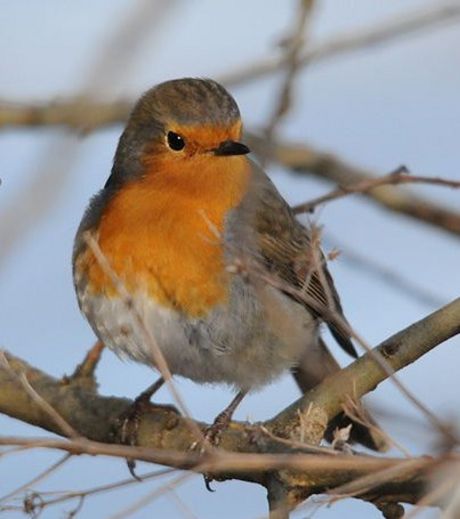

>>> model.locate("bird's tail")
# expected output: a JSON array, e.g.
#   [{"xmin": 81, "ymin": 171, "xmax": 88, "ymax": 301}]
[{"xmin": 291, "ymin": 338, "xmax": 388, "ymax": 452}]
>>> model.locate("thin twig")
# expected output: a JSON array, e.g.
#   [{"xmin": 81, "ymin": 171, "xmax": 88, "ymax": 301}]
[
  {"xmin": 0, "ymin": 0, "xmax": 174, "ymax": 269},
  {"xmin": 242, "ymin": 253, "xmax": 450, "ymax": 439},
  {"xmin": 220, "ymin": 3, "xmax": 460, "ymax": 87},
  {"xmin": 0, "ymin": 434, "xmax": 446, "ymax": 481},
  {"xmin": 168, "ymin": 489, "xmax": 199, "ymax": 519},
  {"xmin": 0, "ymin": 296, "xmax": 458, "ymax": 510},
  {"xmin": 293, "ymin": 166, "xmax": 460, "ymax": 214},
  {"xmin": 270, "ymin": 294, "xmax": 460, "ymax": 446},
  {"xmin": 0, "ymin": 453, "xmax": 71, "ymax": 504},
  {"xmin": 342, "ymin": 398, "xmax": 411, "ymax": 458},
  {"xmin": 0, "ymin": 352, "xmax": 78, "ymax": 438},
  {"xmin": 32, "ymin": 467, "xmax": 175, "ymax": 513},
  {"xmin": 405, "ymin": 474, "xmax": 457, "ymax": 518},
  {"xmin": 350, "ymin": 329, "xmax": 457, "ymax": 447},
  {"xmin": 264, "ymin": 0, "xmax": 315, "ymax": 146},
  {"xmin": 247, "ymin": 133, "xmax": 460, "ymax": 238},
  {"xmin": 106, "ymin": 472, "xmax": 192, "ymax": 519},
  {"xmin": 323, "ymin": 232, "xmax": 445, "ymax": 309},
  {"xmin": 258, "ymin": 425, "xmax": 340, "ymax": 456},
  {"xmin": 1, "ymin": 5, "xmax": 459, "ymax": 128},
  {"xmin": 327, "ymin": 457, "xmax": 430, "ymax": 501}
]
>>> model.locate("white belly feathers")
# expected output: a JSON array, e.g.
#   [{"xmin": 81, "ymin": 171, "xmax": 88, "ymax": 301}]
[{"xmin": 76, "ymin": 275, "xmax": 319, "ymax": 391}]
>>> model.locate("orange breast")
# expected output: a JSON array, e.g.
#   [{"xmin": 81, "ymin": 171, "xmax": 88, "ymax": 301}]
[{"xmin": 81, "ymin": 155, "xmax": 250, "ymax": 317}]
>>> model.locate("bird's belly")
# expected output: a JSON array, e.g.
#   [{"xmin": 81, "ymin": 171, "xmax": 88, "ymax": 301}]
[{"xmin": 76, "ymin": 278, "xmax": 318, "ymax": 391}]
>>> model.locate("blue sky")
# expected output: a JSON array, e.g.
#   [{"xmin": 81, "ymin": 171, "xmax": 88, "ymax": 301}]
[{"xmin": 0, "ymin": 1, "xmax": 459, "ymax": 517}]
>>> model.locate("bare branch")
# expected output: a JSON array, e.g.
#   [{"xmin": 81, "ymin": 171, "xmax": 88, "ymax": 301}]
[
  {"xmin": 0, "ymin": 432, "xmax": 454, "ymax": 513},
  {"xmin": 247, "ymin": 251, "xmax": 456, "ymax": 444},
  {"xmin": 264, "ymin": 0, "xmax": 315, "ymax": 145},
  {"xmin": 246, "ymin": 135, "xmax": 460, "ymax": 239},
  {"xmin": 0, "ymin": 434, "xmax": 449, "ymax": 491},
  {"xmin": 0, "ymin": 0, "xmax": 171, "ymax": 269},
  {"xmin": 0, "ymin": 352, "xmax": 78, "ymax": 438},
  {"xmin": 0, "ymin": 298, "xmax": 458, "ymax": 511},
  {"xmin": 323, "ymin": 232, "xmax": 445, "ymax": 309},
  {"xmin": 0, "ymin": 3, "xmax": 457, "ymax": 130},
  {"xmin": 0, "ymin": 98, "xmax": 131, "ymax": 130},
  {"xmin": 270, "ymin": 297, "xmax": 460, "ymax": 441},
  {"xmin": 0, "ymin": 453, "xmax": 71, "ymax": 505},
  {"xmin": 106, "ymin": 473, "xmax": 192, "ymax": 519},
  {"xmin": 26, "ymin": 467, "xmax": 175, "ymax": 517},
  {"xmin": 2, "ymin": 2, "xmax": 458, "ymax": 515},
  {"xmin": 1, "ymin": 98, "xmax": 458, "ymax": 241},
  {"xmin": 220, "ymin": 2, "xmax": 460, "ymax": 87},
  {"xmin": 293, "ymin": 166, "xmax": 460, "ymax": 214}
]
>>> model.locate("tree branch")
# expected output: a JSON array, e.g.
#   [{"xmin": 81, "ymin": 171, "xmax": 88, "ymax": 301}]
[
  {"xmin": 269, "ymin": 298, "xmax": 460, "ymax": 439},
  {"xmin": 0, "ymin": 299, "xmax": 459, "ymax": 512},
  {"xmin": 0, "ymin": 98, "xmax": 131, "ymax": 132},
  {"xmin": 292, "ymin": 166, "xmax": 460, "ymax": 214},
  {"xmin": 1, "ymin": 100, "xmax": 458, "ymax": 239},
  {"xmin": 263, "ymin": 0, "xmax": 315, "ymax": 145},
  {"xmin": 219, "ymin": 2, "xmax": 460, "ymax": 87},
  {"xmin": 247, "ymin": 135, "xmax": 460, "ymax": 239}
]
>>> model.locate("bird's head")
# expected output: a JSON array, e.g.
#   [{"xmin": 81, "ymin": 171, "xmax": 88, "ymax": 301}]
[{"xmin": 108, "ymin": 78, "xmax": 250, "ymax": 188}]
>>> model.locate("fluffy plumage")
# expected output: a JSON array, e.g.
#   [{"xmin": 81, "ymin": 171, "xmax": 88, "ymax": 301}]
[{"xmin": 73, "ymin": 78, "xmax": 386, "ymax": 450}]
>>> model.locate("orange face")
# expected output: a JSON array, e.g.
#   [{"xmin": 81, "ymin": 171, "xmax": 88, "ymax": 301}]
[
  {"xmin": 81, "ymin": 120, "xmax": 251, "ymax": 317},
  {"xmin": 139, "ymin": 119, "xmax": 247, "ymax": 200},
  {"xmin": 141, "ymin": 119, "xmax": 243, "ymax": 165}
]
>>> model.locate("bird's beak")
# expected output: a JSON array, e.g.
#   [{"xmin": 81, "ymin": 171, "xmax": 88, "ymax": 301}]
[{"xmin": 213, "ymin": 140, "xmax": 250, "ymax": 156}]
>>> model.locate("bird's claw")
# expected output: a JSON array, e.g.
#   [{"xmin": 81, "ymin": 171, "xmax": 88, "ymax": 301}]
[
  {"xmin": 189, "ymin": 421, "xmax": 230, "ymax": 491},
  {"xmin": 116, "ymin": 398, "xmax": 151, "ymax": 480}
]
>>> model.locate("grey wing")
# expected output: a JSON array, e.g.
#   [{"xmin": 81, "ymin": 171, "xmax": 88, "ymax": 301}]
[{"xmin": 232, "ymin": 160, "xmax": 357, "ymax": 358}]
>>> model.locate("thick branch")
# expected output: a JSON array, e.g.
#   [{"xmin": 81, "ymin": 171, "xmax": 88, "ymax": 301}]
[
  {"xmin": 0, "ymin": 299, "xmax": 459, "ymax": 508},
  {"xmin": 0, "ymin": 99, "xmax": 131, "ymax": 132},
  {"xmin": 270, "ymin": 298, "xmax": 460, "ymax": 438},
  {"xmin": 0, "ymin": 2, "xmax": 456, "ymax": 130}
]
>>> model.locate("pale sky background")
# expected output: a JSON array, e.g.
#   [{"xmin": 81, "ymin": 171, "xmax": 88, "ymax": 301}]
[{"xmin": 0, "ymin": 1, "xmax": 459, "ymax": 517}]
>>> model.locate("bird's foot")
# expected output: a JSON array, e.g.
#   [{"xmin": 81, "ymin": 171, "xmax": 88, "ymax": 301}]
[
  {"xmin": 203, "ymin": 406, "xmax": 235, "ymax": 447},
  {"xmin": 115, "ymin": 377, "xmax": 165, "ymax": 479},
  {"xmin": 188, "ymin": 412, "xmax": 234, "ymax": 492},
  {"xmin": 191, "ymin": 391, "xmax": 247, "ymax": 491},
  {"xmin": 201, "ymin": 416, "xmax": 232, "ymax": 492}
]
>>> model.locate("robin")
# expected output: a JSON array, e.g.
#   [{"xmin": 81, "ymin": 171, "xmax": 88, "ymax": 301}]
[{"xmin": 73, "ymin": 78, "xmax": 386, "ymax": 451}]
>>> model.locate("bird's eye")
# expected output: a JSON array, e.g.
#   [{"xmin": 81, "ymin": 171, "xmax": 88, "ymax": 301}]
[{"xmin": 167, "ymin": 131, "xmax": 185, "ymax": 151}]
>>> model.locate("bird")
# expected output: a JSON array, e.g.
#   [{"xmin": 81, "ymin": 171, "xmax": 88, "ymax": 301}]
[{"xmin": 73, "ymin": 77, "xmax": 386, "ymax": 451}]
